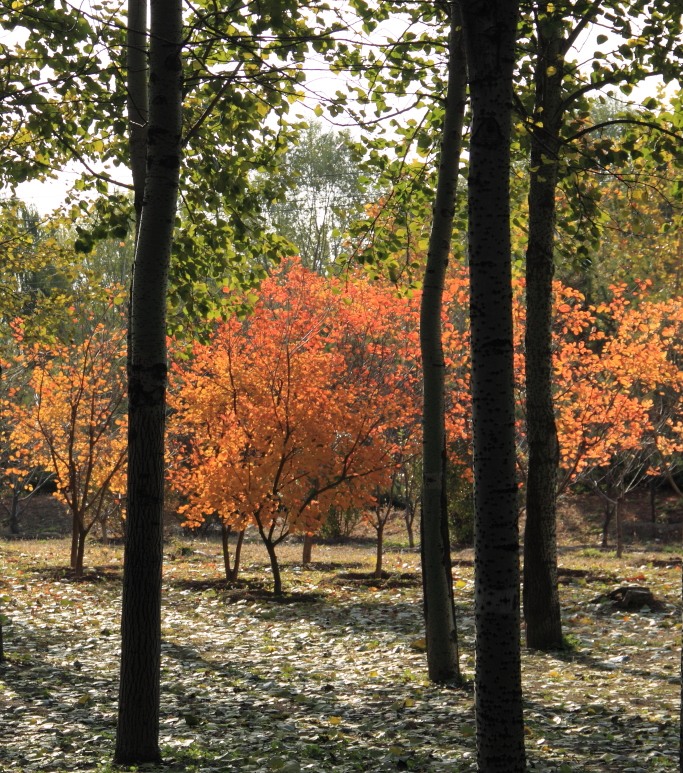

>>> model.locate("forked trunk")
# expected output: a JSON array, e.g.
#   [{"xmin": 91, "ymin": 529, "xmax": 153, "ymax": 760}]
[{"xmin": 221, "ymin": 524, "xmax": 245, "ymax": 582}]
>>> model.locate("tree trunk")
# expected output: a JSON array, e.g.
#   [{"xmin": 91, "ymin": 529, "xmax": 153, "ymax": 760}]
[
  {"xmin": 264, "ymin": 539, "xmax": 283, "ymax": 597},
  {"xmin": 374, "ymin": 522, "xmax": 384, "ymax": 579},
  {"xmin": 221, "ymin": 524, "xmax": 245, "ymax": 582},
  {"xmin": 70, "ymin": 514, "xmax": 79, "ymax": 570},
  {"xmin": 616, "ymin": 495, "xmax": 624, "ymax": 558},
  {"xmin": 405, "ymin": 507, "xmax": 415, "ymax": 549},
  {"xmin": 127, "ymin": 0, "xmax": 148, "ymax": 227},
  {"xmin": 302, "ymin": 532, "xmax": 313, "ymax": 565},
  {"xmin": 9, "ymin": 492, "xmax": 20, "ymax": 535},
  {"xmin": 601, "ymin": 501, "xmax": 614, "ymax": 548},
  {"xmin": 115, "ymin": 0, "xmax": 182, "ymax": 764},
  {"xmin": 523, "ymin": 17, "xmax": 563, "ymax": 652},
  {"xmin": 650, "ymin": 477, "xmax": 657, "ymax": 523},
  {"xmin": 419, "ymin": 1, "xmax": 465, "ymax": 685},
  {"xmin": 461, "ymin": 0, "xmax": 526, "ymax": 768},
  {"xmin": 74, "ymin": 529, "xmax": 87, "ymax": 577}
]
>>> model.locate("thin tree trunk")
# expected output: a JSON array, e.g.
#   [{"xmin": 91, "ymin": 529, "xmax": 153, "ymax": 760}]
[
  {"xmin": 461, "ymin": 0, "xmax": 526, "ymax": 768},
  {"xmin": 264, "ymin": 540, "xmax": 283, "ymax": 596},
  {"xmin": 601, "ymin": 501, "xmax": 613, "ymax": 548},
  {"xmin": 405, "ymin": 507, "xmax": 415, "ymax": 549},
  {"xmin": 302, "ymin": 533, "xmax": 313, "ymax": 565},
  {"xmin": 523, "ymin": 17, "xmax": 563, "ymax": 651},
  {"xmin": 9, "ymin": 492, "xmax": 20, "ymax": 535},
  {"xmin": 419, "ymin": 1, "xmax": 466, "ymax": 685},
  {"xmin": 115, "ymin": 0, "xmax": 182, "ymax": 764},
  {"xmin": 70, "ymin": 515, "xmax": 79, "ymax": 569},
  {"xmin": 616, "ymin": 495, "xmax": 624, "ymax": 558},
  {"xmin": 374, "ymin": 521, "xmax": 384, "ymax": 579}
]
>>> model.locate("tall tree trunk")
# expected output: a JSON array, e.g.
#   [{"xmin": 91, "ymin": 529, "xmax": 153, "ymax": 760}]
[
  {"xmin": 419, "ymin": 1, "xmax": 466, "ymax": 685},
  {"xmin": 115, "ymin": 0, "xmax": 182, "ymax": 764},
  {"xmin": 523, "ymin": 16, "xmax": 563, "ymax": 652},
  {"xmin": 461, "ymin": 0, "xmax": 526, "ymax": 769},
  {"xmin": 127, "ymin": 0, "xmax": 148, "ymax": 228}
]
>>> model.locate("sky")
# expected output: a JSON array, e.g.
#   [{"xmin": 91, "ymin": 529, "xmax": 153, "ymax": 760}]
[{"xmin": 7, "ymin": 10, "xmax": 674, "ymax": 217}]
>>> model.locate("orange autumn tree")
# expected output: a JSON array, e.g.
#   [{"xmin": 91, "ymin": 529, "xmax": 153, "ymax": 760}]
[
  {"xmin": 12, "ymin": 303, "xmax": 127, "ymax": 575},
  {"xmin": 169, "ymin": 260, "xmax": 421, "ymax": 594},
  {"xmin": 0, "ymin": 346, "xmax": 56, "ymax": 535},
  {"xmin": 439, "ymin": 268, "xmax": 683, "ymax": 552}
]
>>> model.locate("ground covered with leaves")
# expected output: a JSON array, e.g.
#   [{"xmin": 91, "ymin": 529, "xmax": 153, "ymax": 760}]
[{"xmin": 0, "ymin": 533, "xmax": 681, "ymax": 772}]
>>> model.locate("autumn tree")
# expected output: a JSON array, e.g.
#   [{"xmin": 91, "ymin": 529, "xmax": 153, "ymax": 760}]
[
  {"xmin": 170, "ymin": 261, "xmax": 421, "ymax": 595},
  {"xmin": 11, "ymin": 304, "xmax": 127, "ymax": 574}
]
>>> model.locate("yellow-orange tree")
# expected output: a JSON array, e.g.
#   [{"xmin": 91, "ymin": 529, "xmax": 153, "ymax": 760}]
[
  {"xmin": 169, "ymin": 260, "xmax": 421, "ymax": 594},
  {"xmin": 442, "ymin": 269, "xmax": 683, "ymax": 548},
  {"xmin": 11, "ymin": 304, "xmax": 127, "ymax": 575}
]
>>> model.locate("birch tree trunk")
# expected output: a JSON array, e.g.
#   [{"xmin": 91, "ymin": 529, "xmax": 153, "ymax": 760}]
[
  {"xmin": 419, "ymin": 0, "xmax": 466, "ymax": 685},
  {"xmin": 460, "ymin": 0, "xmax": 526, "ymax": 768},
  {"xmin": 115, "ymin": 0, "xmax": 182, "ymax": 763}
]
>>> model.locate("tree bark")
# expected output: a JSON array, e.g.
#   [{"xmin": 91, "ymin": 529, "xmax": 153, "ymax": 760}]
[
  {"xmin": 419, "ymin": 1, "xmax": 466, "ymax": 685},
  {"xmin": 523, "ymin": 14, "xmax": 563, "ymax": 652},
  {"xmin": 264, "ymin": 539, "xmax": 283, "ymax": 597},
  {"xmin": 374, "ymin": 521, "xmax": 384, "ymax": 579},
  {"xmin": 460, "ymin": 0, "xmax": 526, "ymax": 768},
  {"xmin": 302, "ymin": 532, "xmax": 313, "ymax": 565},
  {"xmin": 221, "ymin": 524, "xmax": 244, "ymax": 582},
  {"xmin": 127, "ymin": 0, "xmax": 148, "ymax": 227},
  {"xmin": 115, "ymin": 0, "xmax": 182, "ymax": 764}
]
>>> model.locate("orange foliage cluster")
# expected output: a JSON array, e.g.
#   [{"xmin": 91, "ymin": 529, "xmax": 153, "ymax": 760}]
[
  {"xmin": 168, "ymin": 261, "xmax": 424, "ymax": 542},
  {"xmin": 169, "ymin": 262, "xmax": 683, "ymax": 541},
  {"xmin": 6, "ymin": 308, "xmax": 127, "ymax": 570}
]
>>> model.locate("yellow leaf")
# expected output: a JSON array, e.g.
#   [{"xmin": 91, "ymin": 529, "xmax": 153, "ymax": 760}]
[{"xmin": 328, "ymin": 716, "xmax": 342, "ymax": 725}]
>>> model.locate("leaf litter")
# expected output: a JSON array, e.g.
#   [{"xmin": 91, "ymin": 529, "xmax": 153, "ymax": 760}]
[{"xmin": 0, "ymin": 539, "xmax": 681, "ymax": 771}]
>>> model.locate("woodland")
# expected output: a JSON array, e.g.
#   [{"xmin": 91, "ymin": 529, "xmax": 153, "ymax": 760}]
[{"xmin": 1, "ymin": 0, "xmax": 683, "ymax": 771}]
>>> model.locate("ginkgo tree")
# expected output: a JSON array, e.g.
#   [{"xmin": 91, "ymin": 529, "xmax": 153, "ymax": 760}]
[
  {"xmin": 11, "ymin": 298, "xmax": 128, "ymax": 575},
  {"xmin": 169, "ymin": 260, "xmax": 422, "ymax": 594}
]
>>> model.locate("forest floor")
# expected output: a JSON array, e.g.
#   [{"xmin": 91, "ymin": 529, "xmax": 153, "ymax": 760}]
[{"xmin": 0, "ymin": 493, "xmax": 682, "ymax": 772}]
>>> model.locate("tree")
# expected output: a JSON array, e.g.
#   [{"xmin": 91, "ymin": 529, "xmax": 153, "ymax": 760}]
[
  {"xmin": 265, "ymin": 122, "xmax": 367, "ymax": 273},
  {"xmin": 419, "ymin": 0, "xmax": 466, "ymax": 685},
  {"xmin": 114, "ymin": 0, "xmax": 183, "ymax": 763},
  {"xmin": 10, "ymin": 308, "xmax": 127, "ymax": 573},
  {"xmin": 460, "ymin": 0, "xmax": 526, "ymax": 769},
  {"xmin": 517, "ymin": 0, "xmax": 683, "ymax": 651},
  {"xmin": 170, "ymin": 261, "xmax": 420, "ymax": 595}
]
